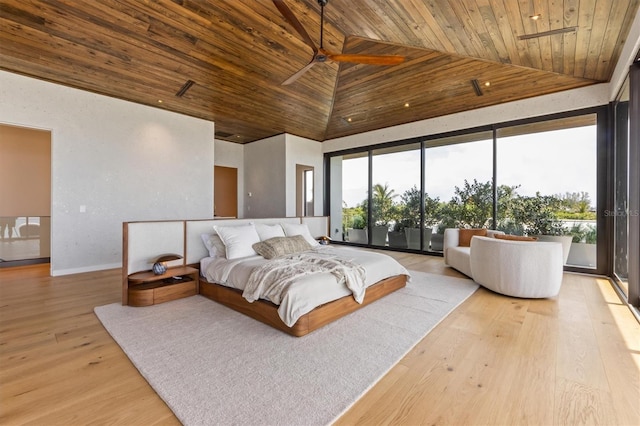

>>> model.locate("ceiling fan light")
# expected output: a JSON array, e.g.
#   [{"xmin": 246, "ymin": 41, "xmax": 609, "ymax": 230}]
[{"xmin": 273, "ymin": 0, "xmax": 405, "ymax": 85}]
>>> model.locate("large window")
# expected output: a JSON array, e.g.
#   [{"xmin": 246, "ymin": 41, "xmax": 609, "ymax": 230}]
[
  {"xmin": 330, "ymin": 153, "xmax": 369, "ymax": 243},
  {"xmin": 424, "ymin": 131, "xmax": 493, "ymax": 251},
  {"xmin": 327, "ymin": 107, "xmax": 607, "ymax": 275},
  {"xmin": 496, "ymin": 116, "xmax": 598, "ymax": 268},
  {"xmin": 370, "ymin": 144, "xmax": 421, "ymax": 248}
]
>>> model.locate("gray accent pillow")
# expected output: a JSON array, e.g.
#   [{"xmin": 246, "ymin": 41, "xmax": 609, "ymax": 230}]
[
  {"xmin": 252, "ymin": 235, "xmax": 313, "ymax": 259},
  {"xmin": 201, "ymin": 233, "xmax": 227, "ymax": 258}
]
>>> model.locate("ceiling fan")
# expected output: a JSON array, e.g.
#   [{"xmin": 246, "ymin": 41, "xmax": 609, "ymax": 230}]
[{"xmin": 273, "ymin": 0, "xmax": 405, "ymax": 85}]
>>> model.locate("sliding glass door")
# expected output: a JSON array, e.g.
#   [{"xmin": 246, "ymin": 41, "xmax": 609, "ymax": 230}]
[
  {"xmin": 496, "ymin": 115, "xmax": 598, "ymax": 268},
  {"xmin": 424, "ymin": 131, "xmax": 493, "ymax": 251},
  {"xmin": 329, "ymin": 152, "xmax": 369, "ymax": 243},
  {"xmin": 326, "ymin": 107, "xmax": 607, "ymax": 276},
  {"xmin": 370, "ymin": 143, "xmax": 421, "ymax": 248}
]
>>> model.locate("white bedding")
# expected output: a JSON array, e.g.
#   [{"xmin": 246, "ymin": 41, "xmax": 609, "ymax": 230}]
[{"xmin": 200, "ymin": 245, "xmax": 410, "ymax": 327}]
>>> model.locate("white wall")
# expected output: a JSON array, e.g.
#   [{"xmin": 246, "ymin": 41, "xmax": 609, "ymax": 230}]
[
  {"xmin": 214, "ymin": 139, "xmax": 245, "ymax": 217},
  {"xmin": 285, "ymin": 135, "xmax": 324, "ymax": 217},
  {"xmin": 243, "ymin": 134, "xmax": 287, "ymax": 218},
  {"xmin": 329, "ymin": 156, "xmax": 344, "ymax": 241},
  {"xmin": 0, "ymin": 71, "xmax": 215, "ymax": 275},
  {"xmin": 241, "ymin": 133, "xmax": 323, "ymax": 218}
]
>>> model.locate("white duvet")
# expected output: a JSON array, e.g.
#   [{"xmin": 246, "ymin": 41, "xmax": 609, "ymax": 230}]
[{"xmin": 200, "ymin": 245, "xmax": 410, "ymax": 327}]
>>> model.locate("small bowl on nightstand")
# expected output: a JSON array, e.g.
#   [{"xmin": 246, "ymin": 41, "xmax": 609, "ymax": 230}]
[{"xmin": 317, "ymin": 236, "xmax": 331, "ymax": 245}]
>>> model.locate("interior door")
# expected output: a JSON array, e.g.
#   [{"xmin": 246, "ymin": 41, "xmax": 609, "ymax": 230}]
[
  {"xmin": 214, "ymin": 166, "xmax": 238, "ymax": 218},
  {"xmin": 296, "ymin": 164, "xmax": 314, "ymax": 217}
]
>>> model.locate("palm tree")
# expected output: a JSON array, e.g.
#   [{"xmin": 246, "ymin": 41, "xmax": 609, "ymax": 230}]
[{"xmin": 371, "ymin": 183, "xmax": 397, "ymax": 225}]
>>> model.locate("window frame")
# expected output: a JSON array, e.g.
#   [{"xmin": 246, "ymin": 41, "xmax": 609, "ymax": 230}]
[{"xmin": 324, "ymin": 105, "xmax": 610, "ymax": 276}]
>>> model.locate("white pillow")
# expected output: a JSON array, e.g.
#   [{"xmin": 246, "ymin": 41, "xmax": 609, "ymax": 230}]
[
  {"xmin": 255, "ymin": 223, "xmax": 285, "ymax": 241},
  {"xmin": 214, "ymin": 224, "xmax": 261, "ymax": 259},
  {"xmin": 281, "ymin": 223, "xmax": 319, "ymax": 246},
  {"xmin": 200, "ymin": 233, "xmax": 226, "ymax": 258}
]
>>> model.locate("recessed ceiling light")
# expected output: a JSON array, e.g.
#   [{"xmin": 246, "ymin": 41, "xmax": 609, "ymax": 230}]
[
  {"xmin": 404, "ymin": 102, "xmax": 410, "ymax": 107},
  {"xmin": 158, "ymin": 100, "xmax": 163, "ymax": 103},
  {"xmin": 347, "ymin": 117, "xmax": 352, "ymax": 122},
  {"xmin": 484, "ymin": 82, "xmax": 491, "ymax": 87},
  {"xmin": 530, "ymin": 14, "xmax": 541, "ymax": 20}
]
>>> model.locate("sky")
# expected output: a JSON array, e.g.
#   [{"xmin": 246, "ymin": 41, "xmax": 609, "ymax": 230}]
[{"xmin": 341, "ymin": 125, "xmax": 597, "ymax": 208}]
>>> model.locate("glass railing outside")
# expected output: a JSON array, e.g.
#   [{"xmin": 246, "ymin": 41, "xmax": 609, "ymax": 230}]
[{"xmin": 0, "ymin": 216, "xmax": 50, "ymax": 264}]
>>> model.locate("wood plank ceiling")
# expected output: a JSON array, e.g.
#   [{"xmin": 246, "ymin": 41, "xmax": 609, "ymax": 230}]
[{"xmin": 1, "ymin": 0, "xmax": 638, "ymax": 143}]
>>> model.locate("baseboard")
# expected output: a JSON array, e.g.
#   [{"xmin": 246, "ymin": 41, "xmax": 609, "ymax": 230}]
[{"xmin": 51, "ymin": 262, "xmax": 121, "ymax": 276}]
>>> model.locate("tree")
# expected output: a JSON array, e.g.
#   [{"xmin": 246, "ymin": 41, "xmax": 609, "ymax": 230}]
[
  {"xmin": 555, "ymin": 191, "xmax": 596, "ymax": 220},
  {"xmin": 447, "ymin": 179, "xmax": 494, "ymax": 229},
  {"xmin": 341, "ymin": 202, "xmax": 365, "ymax": 231},
  {"xmin": 436, "ymin": 179, "xmax": 519, "ymax": 233},
  {"xmin": 508, "ymin": 192, "xmax": 566, "ymax": 236},
  {"xmin": 558, "ymin": 191, "xmax": 592, "ymax": 213},
  {"xmin": 348, "ymin": 178, "xmax": 576, "ymax": 238},
  {"xmin": 364, "ymin": 183, "xmax": 397, "ymax": 226},
  {"xmin": 396, "ymin": 185, "xmax": 440, "ymax": 230}
]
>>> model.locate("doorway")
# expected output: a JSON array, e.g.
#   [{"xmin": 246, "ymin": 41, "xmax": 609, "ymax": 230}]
[
  {"xmin": 0, "ymin": 124, "xmax": 51, "ymax": 267},
  {"xmin": 214, "ymin": 166, "xmax": 238, "ymax": 218},
  {"xmin": 296, "ymin": 164, "xmax": 314, "ymax": 217}
]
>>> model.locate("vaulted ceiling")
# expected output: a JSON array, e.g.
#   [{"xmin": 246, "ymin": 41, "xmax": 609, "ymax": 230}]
[{"xmin": 1, "ymin": 0, "xmax": 638, "ymax": 143}]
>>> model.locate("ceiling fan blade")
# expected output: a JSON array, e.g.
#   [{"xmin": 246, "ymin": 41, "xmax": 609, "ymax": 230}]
[
  {"xmin": 282, "ymin": 60, "xmax": 317, "ymax": 85},
  {"xmin": 272, "ymin": 0, "xmax": 317, "ymax": 53},
  {"xmin": 327, "ymin": 53, "xmax": 405, "ymax": 66}
]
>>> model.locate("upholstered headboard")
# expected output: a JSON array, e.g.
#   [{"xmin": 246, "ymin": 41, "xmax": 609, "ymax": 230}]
[
  {"xmin": 123, "ymin": 220, "xmax": 186, "ymax": 275},
  {"xmin": 123, "ymin": 216, "xmax": 329, "ymax": 281},
  {"xmin": 184, "ymin": 217, "xmax": 301, "ymax": 265},
  {"xmin": 300, "ymin": 216, "xmax": 330, "ymax": 242}
]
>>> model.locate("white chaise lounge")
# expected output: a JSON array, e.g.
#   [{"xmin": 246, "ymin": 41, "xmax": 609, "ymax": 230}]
[{"xmin": 443, "ymin": 228, "xmax": 564, "ymax": 298}]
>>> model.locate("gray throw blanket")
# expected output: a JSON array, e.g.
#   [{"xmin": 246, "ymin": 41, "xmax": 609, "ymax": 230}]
[{"xmin": 242, "ymin": 250, "xmax": 366, "ymax": 305}]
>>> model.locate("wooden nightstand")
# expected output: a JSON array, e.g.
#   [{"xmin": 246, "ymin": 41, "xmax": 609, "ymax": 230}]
[{"xmin": 126, "ymin": 266, "xmax": 199, "ymax": 307}]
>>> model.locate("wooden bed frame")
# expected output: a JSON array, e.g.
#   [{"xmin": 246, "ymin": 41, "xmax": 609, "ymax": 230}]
[
  {"xmin": 123, "ymin": 216, "xmax": 407, "ymax": 336},
  {"xmin": 198, "ymin": 274, "xmax": 407, "ymax": 337}
]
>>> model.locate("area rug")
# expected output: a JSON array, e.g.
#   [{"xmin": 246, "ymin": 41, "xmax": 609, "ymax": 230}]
[{"xmin": 94, "ymin": 271, "xmax": 478, "ymax": 426}]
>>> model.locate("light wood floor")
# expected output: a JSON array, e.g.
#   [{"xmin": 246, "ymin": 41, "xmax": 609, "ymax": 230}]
[{"xmin": 1, "ymin": 253, "xmax": 639, "ymax": 425}]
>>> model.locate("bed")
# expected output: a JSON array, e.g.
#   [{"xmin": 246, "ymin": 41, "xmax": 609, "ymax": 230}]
[
  {"xmin": 123, "ymin": 217, "xmax": 409, "ymax": 337},
  {"xmin": 199, "ymin": 246, "xmax": 409, "ymax": 336},
  {"xmin": 196, "ymin": 219, "xmax": 410, "ymax": 336}
]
